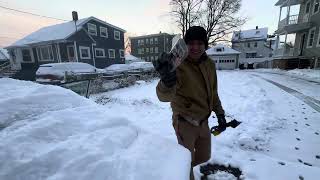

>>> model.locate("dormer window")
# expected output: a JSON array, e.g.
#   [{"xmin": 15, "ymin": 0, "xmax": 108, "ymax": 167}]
[
  {"xmin": 88, "ymin": 23, "xmax": 97, "ymax": 36},
  {"xmin": 216, "ymin": 47, "xmax": 224, "ymax": 52}
]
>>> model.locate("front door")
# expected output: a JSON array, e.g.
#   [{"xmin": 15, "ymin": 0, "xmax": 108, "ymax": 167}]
[
  {"xmin": 67, "ymin": 45, "xmax": 76, "ymax": 62},
  {"xmin": 299, "ymin": 33, "xmax": 306, "ymax": 56}
]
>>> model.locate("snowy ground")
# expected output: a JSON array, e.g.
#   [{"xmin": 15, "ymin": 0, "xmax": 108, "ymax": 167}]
[
  {"xmin": 92, "ymin": 70, "xmax": 320, "ymax": 180},
  {"xmin": 1, "ymin": 69, "xmax": 319, "ymax": 180}
]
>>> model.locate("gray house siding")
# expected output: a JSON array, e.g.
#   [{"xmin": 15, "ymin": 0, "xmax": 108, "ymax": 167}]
[{"xmin": 81, "ymin": 20, "xmax": 125, "ymax": 68}]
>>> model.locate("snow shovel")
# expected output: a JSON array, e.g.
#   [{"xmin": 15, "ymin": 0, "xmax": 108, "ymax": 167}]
[{"xmin": 210, "ymin": 119, "xmax": 241, "ymax": 136}]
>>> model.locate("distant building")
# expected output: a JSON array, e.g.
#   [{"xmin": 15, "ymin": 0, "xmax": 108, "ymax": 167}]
[
  {"xmin": 206, "ymin": 44, "xmax": 241, "ymax": 70},
  {"xmin": 5, "ymin": 15, "xmax": 126, "ymax": 80},
  {"xmin": 130, "ymin": 32, "xmax": 175, "ymax": 62},
  {"xmin": 274, "ymin": 0, "xmax": 320, "ymax": 69},
  {"xmin": 232, "ymin": 27, "xmax": 275, "ymax": 68}
]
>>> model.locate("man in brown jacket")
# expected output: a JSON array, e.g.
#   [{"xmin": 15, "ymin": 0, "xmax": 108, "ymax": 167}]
[{"xmin": 153, "ymin": 26, "xmax": 227, "ymax": 180}]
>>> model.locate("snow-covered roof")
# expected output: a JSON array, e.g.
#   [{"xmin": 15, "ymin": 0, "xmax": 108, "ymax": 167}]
[
  {"xmin": 206, "ymin": 44, "xmax": 241, "ymax": 55},
  {"xmin": 6, "ymin": 16, "xmax": 126, "ymax": 48},
  {"xmin": 232, "ymin": 28, "xmax": 268, "ymax": 42},
  {"xmin": 0, "ymin": 48, "xmax": 9, "ymax": 60}
]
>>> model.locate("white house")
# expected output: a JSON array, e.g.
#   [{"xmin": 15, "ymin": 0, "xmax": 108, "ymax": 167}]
[{"xmin": 206, "ymin": 44, "xmax": 241, "ymax": 70}]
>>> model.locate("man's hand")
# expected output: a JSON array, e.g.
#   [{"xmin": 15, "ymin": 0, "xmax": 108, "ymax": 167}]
[
  {"xmin": 217, "ymin": 114, "xmax": 227, "ymax": 130},
  {"xmin": 152, "ymin": 53, "xmax": 177, "ymax": 88}
]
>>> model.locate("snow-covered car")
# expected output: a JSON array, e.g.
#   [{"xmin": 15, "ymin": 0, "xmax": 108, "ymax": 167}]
[
  {"xmin": 36, "ymin": 62, "xmax": 99, "ymax": 83},
  {"xmin": 128, "ymin": 62, "xmax": 154, "ymax": 73},
  {"xmin": 104, "ymin": 64, "xmax": 131, "ymax": 76}
]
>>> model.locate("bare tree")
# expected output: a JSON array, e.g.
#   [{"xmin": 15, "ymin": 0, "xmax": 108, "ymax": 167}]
[
  {"xmin": 170, "ymin": 0, "xmax": 203, "ymax": 36},
  {"xmin": 170, "ymin": 0, "xmax": 246, "ymax": 45}
]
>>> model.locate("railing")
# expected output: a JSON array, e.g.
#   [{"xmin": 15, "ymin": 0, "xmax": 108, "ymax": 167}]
[
  {"xmin": 274, "ymin": 46, "xmax": 295, "ymax": 57},
  {"xmin": 278, "ymin": 14, "xmax": 299, "ymax": 29}
]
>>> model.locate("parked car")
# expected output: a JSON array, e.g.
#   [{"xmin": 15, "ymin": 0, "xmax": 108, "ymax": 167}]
[{"xmin": 36, "ymin": 62, "xmax": 101, "ymax": 84}]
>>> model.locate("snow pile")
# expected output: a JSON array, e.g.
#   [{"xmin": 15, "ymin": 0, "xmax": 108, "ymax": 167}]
[
  {"xmin": 287, "ymin": 69, "xmax": 320, "ymax": 81},
  {"xmin": 0, "ymin": 78, "xmax": 190, "ymax": 180},
  {"xmin": 252, "ymin": 68, "xmax": 320, "ymax": 82}
]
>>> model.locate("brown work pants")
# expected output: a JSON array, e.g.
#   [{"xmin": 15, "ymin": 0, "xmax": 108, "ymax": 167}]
[{"xmin": 173, "ymin": 116, "xmax": 211, "ymax": 180}]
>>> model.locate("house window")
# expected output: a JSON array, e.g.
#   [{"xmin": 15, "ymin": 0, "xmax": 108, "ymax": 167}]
[
  {"xmin": 254, "ymin": 42, "xmax": 258, "ymax": 47},
  {"xmin": 114, "ymin": 30, "xmax": 120, "ymax": 40},
  {"xmin": 150, "ymin": 47, "xmax": 153, "ymax": 53},
  {"xmin": 314, "ymin": 0, "xmax": 320, "ymax": 14},
  {"xmin": 155, "ymin": 47, "xmax": 159, "ymax": 53},
  {"xmin": 108, "ymin": 49, "xmax": 115, "ymax": 58},
  {"xmin": 146, "ymin": 48, "xmax": 149, "ymax": 53},
  {"xmin": 246, "ymin": 53, "xmax": 257, "ymax": 58},
  {"xmin": 79, "ymin": 46, "xmax": 91, "ymax": 59},
  {"xmin": 247, "ymin": 43, "xmax": 251, "ymax": 48},
  {"xmin": 119, "ymin": 49, "xmax": 125, "ymax": 58},
  {"xmin": 150, "ymin": 38, "xmax": 153, "ymax": 44},
  {"xmin": 146, "ymin": 39, "xmax": 149, "ymax": 44},
  {"xmin": 141, "ymin": 39, "xmax": 145, "ymax": 46},
  {"xmin": 88, "ymin": 23, "xmax": 97, "ymax": 36},
  {"xmin": 151, "ymin": 56, "xmax": 154, "ymax": 61},
  {"xmin": 100, "ymin": 27, "xmax": 108, "ymax": 38},
  {"xmin": 22, "ymin": 49, "xmax": 32, "ymax": 62},
  {"xmin": 307, "ymin": 27, "xmax": 316, "ymax": 48},
  {"xmin": 95, "ymin": 48, "xmax": 105, "ymax": 58},
  {"xmin": 306, "ymin": 1, "xmax": 311, "ymax": 14},
  {"xmin": 146, "ymin": 56, "xmax": 149, "ymax": 61},
  {"xmin": 37, "ymin": 45, "xmax": 54, "ymax": 61},
  {"xmin": 67, "ymin": 45, "xmax": 75, "ymax": 60},
  {"xmin": 155, "ymin": 37, "xmax": 158, "ymax": 44}
]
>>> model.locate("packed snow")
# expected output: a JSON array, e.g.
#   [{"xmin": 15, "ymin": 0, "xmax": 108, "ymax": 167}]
[
  {"xmin": 1, "ymin": 68, "xmax": 319, "ymax": 180},
  {"xmin": 0, "ymin": 78, "xmax": 190, "ymax": 180},
  {"xmin": 252, "ymin": 68, "xmax": 320, "ymax": 83}
]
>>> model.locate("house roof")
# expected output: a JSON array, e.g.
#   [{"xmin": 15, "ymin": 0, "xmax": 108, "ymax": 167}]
[
  {"xmin": 0, "ymin": 48, "xmax": 9, "ymax": 60},
  {"xmin": 232, "ymin": 27, "xmax": 268, "ymax": 42},
  {"xmin": 129, "ymin": 33, "xmax": 175, "ymax": 39},
  {"xmin": 206, "ymin": 44, "xmax": 241, "ymax": 55},
  {"xmin": 6, "ymin": 16, "xmax": 126, "ymax": 48}
]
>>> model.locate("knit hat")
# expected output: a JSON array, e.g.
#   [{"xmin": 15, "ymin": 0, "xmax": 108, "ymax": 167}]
[{"xmin": 184, "ymin": 26, "xmax": 208, "ymax": 49}]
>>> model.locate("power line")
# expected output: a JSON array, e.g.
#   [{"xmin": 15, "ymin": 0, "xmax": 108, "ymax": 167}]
[{"xmin": 0, "ymin": 5, "xmax": 68, "ymax": 21}]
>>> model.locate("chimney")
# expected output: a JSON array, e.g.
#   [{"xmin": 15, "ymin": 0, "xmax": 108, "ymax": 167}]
[
  {"xmin": 256, "ymin": 26, "xmax": 258, "ymax": 30},
  {"xmin": 72, "ymin": 11, "xmax": 78, "ymax": 21}
]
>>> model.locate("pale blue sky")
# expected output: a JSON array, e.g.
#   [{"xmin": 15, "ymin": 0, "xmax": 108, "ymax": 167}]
[{"xmin": 0, "ymin": 0, "xmax": 282, "ymax": 47}]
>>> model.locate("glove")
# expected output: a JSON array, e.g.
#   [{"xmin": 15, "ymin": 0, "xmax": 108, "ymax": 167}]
[
  {"xmin": 152, "ymin": 52, "xmax": 177, "ymax": 88},
  {"xmin": 217, "ymin": 114, "xmax": 227, "ymax": 130}
]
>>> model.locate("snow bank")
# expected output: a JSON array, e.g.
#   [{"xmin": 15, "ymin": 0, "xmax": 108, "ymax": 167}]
[
  {"xmin": 252, "ymin": 68, "xmax": 320, "ymax": 82},
  {"xmin": 0, "ymin": 78, "xmax": 190, "ymax": 180}
]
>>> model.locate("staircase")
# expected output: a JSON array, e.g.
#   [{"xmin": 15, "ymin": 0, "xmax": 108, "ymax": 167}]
[{"xmin": 0, "ymin": 62, "xmax": 18, "ymax": 78}]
